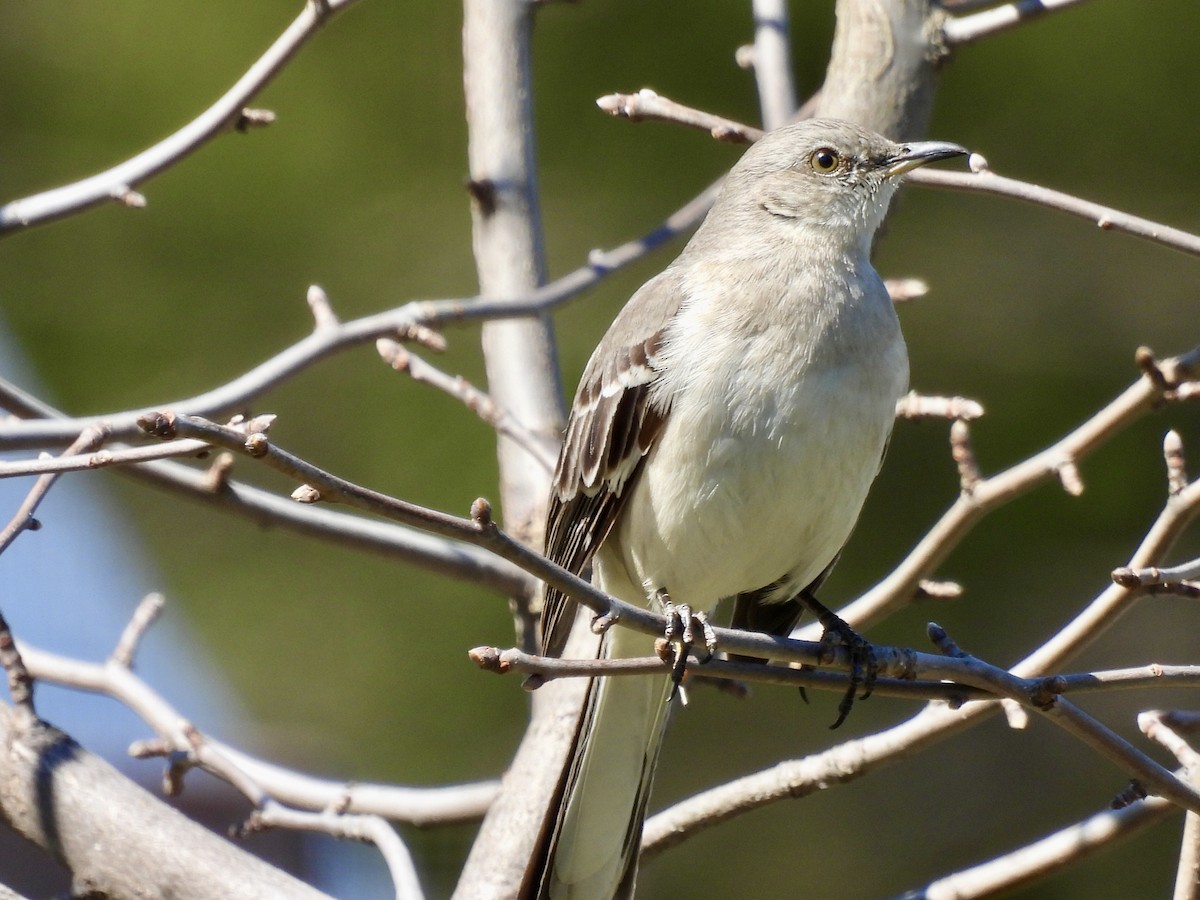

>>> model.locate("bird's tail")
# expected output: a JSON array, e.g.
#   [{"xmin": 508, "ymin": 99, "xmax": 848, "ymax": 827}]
[{"xmin": 533, "ymin": 618, "xmax": 673, "ymax": 900}]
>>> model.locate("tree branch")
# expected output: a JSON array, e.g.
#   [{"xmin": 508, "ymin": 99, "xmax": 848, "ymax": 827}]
[
  {"xmin": 910, "ymin": 161, "xmax": 1200, "ymax": 258},
  {"xmin": 942, "ymin": 0, "xmax": 1101, "ymax": 46},
  {"xmin": 594, "ymin": 90, "xmax": 1200, "ymax": 260},
  {"xmin": 644, "ymin": 447, "xmax": 1200, "ymax": 856},
  {"xmin": 0, "ymin": 425, "xmax": 108, "ymax": 555},
  {"xmin": 0, "ymin": 0, "xmax": 361, "ymax": 235},
  {"xmin": 893, "ymin": 791, "xmax": 1175, "ymax": 899},
  {"xmin": 827, "ymin": 346, "xmax": 1200, "ymax": 635},
  {"xmin": 112, "ymin": 412, "xmax": 1200, "ymax": 823},
  {"xmin": 0, "ymin": 704, "xmax": 333, "ymax": 898},
  {"xmin": 376, "ymin": 339, "xmax": 557, "ymax": 474},
  {"xmin": 746, "ymin": 0, "xmax": 798, "ymax": 130}
]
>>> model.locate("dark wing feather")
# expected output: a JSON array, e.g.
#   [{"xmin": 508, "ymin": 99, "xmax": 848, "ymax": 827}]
[{"xmin": 540, "ymin": 275, "xmax": 680, "ymax": 658}]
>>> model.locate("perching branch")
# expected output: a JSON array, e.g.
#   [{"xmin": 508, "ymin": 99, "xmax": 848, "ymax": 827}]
[
  {"xmin": 644, "ymin": 449, "xmax": 1200, "ymax": 857},
  {"xmin": 120, "ymin": 413, "xmax": 1200, "ymax": 819},
  {"xmin": 473, "ymin": 645, "xmax": 1200, "ymax": 699}
]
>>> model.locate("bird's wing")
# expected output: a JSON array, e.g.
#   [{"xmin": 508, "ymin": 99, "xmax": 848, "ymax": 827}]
[{"xmin": 540, "ymin": 269, "xmax": 685, "ymax": 657}]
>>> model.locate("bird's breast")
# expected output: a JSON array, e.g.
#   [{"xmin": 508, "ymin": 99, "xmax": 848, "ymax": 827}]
[{"xmin": 609, "ymin": 272, "xmax": 907, "ymax": 610}]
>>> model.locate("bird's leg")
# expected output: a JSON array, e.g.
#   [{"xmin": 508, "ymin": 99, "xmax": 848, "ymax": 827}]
[
  {"xmin": 797, "ymin": 589, "xmax": 877, "ymax": 729},
  {"xmin": 655, "ymin": 589, "xmax": 717, "ymax": 702}
]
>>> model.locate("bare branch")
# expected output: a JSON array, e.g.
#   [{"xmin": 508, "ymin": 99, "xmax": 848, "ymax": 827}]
[
  {"xmin": 0, "ymin": 425, "xmax": 108, "ymax": 555},
  {"xmin": 830, "ymin": 346, "xmax": 1200, "ymax": 633},
  {"xmin": 19, "ymin": 636, "xmax": 498, "ymax": 829},
  {"xmin": 0, "ymin": 380, "xmax": 539, "ymax": 598},
  {"xmin": 745, "ymin": 0, "xmax": 798, "ymax": 130},
  {"xmin": 1114, "ymin": 558, "xmax": 1200, "ymax": 590},
  {"xmin": 909, "ymin": 165, "xmax": 1200, "ymax": 258},
  {"xmin": 0, "ymin": 706, "xmax": 333, "ymax": 899},
  {"xmin": 0, "ymin": 0, "xmax": 362, "ymax": 235},
  {"xmin": 0, "ymin": 192, "xmax": 713, "ymax": 450},
  {"xmin": 1141, "ymin": 711, "xmax": 1200, "ymax": 900},
  {"xmin": 943, "ymin": 0, "xmax": 1101, "ymax": 46},
  {"xmin": 470, "ymin": 645, "xmax": 988, "ymax": 704},
  {"xmin": 1020, "ymin": 483, "xmax": 1200, "ymax": 678},
  {"xmin": 895, "ymin": 391, "xmax": 985, "ymax": 421},
  {"xmin": 376, "ymin": 339, "xmax": 557, "ymax": 473},
  {"xmin": 595, "ymin": 90, "xmax": 1200, "ymax": 260},
  {"xmin": 241, "ymin": 803, "xmax": 425, "ymax": 900},
  {"xmin": 0, "ymin": 437, "xmax": 211, "ymax": 478},
  {"xmin": 596, "ymin": 89, "xmax": 764, "ymax": 143},
  {"xmin": 894, "ymin": 792, "xmax": 1175, "ymax": 899},
  {"xmin": 96, "ymin": 412, "xmax": 1200, "ymax": 817},
  {"xmin": 110, "ymin": 593, "xmax": 166, "ymax": 668}
]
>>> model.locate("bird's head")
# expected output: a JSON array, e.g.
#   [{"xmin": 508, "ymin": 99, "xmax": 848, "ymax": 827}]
[{"xmin": 718, "ymin": 118, "xmax": 966, "ymax": 243}]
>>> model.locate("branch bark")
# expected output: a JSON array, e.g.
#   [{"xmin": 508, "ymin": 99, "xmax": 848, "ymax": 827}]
[
  {"xmin": 454, "ymin": 1, "xmax": 588, "ymax": 897},
  {"xmin": 816, "ymin": 0, "xmax": 948, "ymax": 138},
  {"xmin": 0, "ymin": 707, "xmax": 331, "ymax": 899},
  {"xmin": 0, "ymin": 0, "xmax": 361, "ymax": 235}
]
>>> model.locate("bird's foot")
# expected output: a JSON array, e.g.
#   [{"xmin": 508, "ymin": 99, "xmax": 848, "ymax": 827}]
[
  {"xmin": 799, "ymin": 592, "xmax": 876, "ymax": 729},
  {"xmin": 657, "ymin": 591, "xmax": 717, "ymax": 703}
]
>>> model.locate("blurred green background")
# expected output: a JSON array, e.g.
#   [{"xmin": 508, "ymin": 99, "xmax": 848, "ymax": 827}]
[{"xmin": 2, "ymin": 1, "xmax": 1199, "ymax": 897}]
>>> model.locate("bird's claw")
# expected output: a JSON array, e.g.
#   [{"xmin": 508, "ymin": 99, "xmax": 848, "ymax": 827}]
[
  {"xmin": 659, "ymin": 594, "xmax": 717, "ymax": 703},
  {"xmin": 818, "ymin": 616, "xmax": 877, "ymax": 730}
]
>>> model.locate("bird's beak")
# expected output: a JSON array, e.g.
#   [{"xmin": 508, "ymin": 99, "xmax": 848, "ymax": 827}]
[{"xmin": 882, "ymin": 140, "xmax": 968, "ymax": 178}]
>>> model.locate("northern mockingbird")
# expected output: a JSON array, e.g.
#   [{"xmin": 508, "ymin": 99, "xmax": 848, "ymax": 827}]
[{"xmin": 535, "ymin": 118, "xmax": 966, "ymax": 900}]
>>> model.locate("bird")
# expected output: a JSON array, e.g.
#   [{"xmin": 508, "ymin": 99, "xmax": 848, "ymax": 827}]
[{"xmin": 533, "ymin": 118, "xmax": 966, "ymax": 900}]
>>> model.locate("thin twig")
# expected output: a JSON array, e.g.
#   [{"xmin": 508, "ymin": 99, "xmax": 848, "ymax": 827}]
[
  {"xmin": 942, "ymin": 0, "xmax": 1101, "ymax": 46},
  {"xmin": 0, "ymin": 425, "xmax": 109, "ymax": 555},
  {"xmin": 243, "ymin": 803, "xmax": 425, "ymax": 900},
  {"xmin": 0, "ymin": 0, "xmax": 362, "ymax": 234},
  {"xmin": 0, "ymin": 438, "xmax": 211, "ymax": 478},
  {"xmin": 19, "ymin": 635, "xmax": 499, "ymax": 827},
  {"xmin": 596, "ymin": 90, "xmax": 764, "ymax": 143},
  {"xmin": 1140, "ymin": 711, "xmax": 1200, "ymax": 900},
  {"xmin": 827, "ymin": 347, "xmax": 1200, "ymax": 634},
  {"xmin": 893, "ymin": 791, "xmax": 1174, "ymax": 900},
  {"xmin": 377, "ymin": 339, "xmax": 557, "ymax": 473},
  {"xmin": 1114, "ymin": 558, "xmax": 1200, "ymax": 589},
  {"xmin": 909, "ymin": 166, "xmax": 1200, "ymax": 258},
  {"xmin": 110, "ymin": 593, "xmax": 166, "ymax": 668},
  {"xmin": 0, "ymin": 387, "xmax": 532, "ymax": 596},
  {"xmin": 895, "ymin": 391, "xmax": 985, "ymax": 421},
  {"xmin": 0, "ymin": 186, "xmax": 714, "ymax": 450}
]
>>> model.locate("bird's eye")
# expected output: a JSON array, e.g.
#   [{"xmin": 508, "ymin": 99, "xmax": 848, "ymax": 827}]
[{"xmin": 809, "ymin": 147, "xmax": 840, "ymax": 174}]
